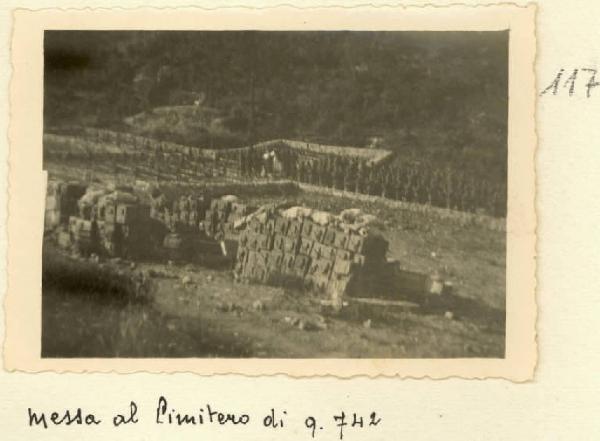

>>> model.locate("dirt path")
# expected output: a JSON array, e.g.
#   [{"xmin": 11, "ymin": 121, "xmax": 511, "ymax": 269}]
[{"xmin": 142, "ymin": 261, "xmax": 504, "ymax": 358}]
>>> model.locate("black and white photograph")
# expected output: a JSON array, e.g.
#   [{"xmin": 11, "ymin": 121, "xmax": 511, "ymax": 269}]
[{"xmin": 41, "ymin": 29, "xmax": 509, "ymax": 359}]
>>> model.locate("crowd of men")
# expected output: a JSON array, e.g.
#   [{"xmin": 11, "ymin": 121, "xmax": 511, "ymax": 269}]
[
  {"xmin": 46, "ymin": 129, "xmax": 507, "ymax": 218},
  {"xmin": 232, "ymin": 146, "xmax": 506, "ymax": 217}
]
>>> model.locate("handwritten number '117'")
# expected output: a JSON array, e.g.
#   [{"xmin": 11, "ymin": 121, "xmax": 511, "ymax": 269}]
[{"xmin": 540, "ymin": 68, "xmax": 600, "ymax": 98}]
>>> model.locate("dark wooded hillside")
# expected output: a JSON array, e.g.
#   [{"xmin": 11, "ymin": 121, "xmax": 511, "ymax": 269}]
[{"xmin": 44, "ymin": 30, "xmax": 508, "ymax": 185}]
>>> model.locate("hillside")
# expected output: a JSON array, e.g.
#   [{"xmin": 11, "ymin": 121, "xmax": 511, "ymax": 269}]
[{"xmin": 44, "ymin": 30, "xmax": 508, "ymax": 184}]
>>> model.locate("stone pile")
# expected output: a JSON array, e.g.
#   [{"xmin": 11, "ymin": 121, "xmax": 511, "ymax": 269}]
[
  {"xmin": 64, "ymin": 187, "xmax": 157, "ymax": 258},
  {"xmin": 203, "ymin": 197, "xmax": 252, "ymax": 241},
  {"xmin": 45, "ymin": 181, "xmax": 87, "ymax": 231},
  {"xmin": 233, "ymin": 206, "xmax": 388, "ymax": 302},
  {"xmin": 150, "ymin": 194, "xmax": 210, "ymax": 233}
]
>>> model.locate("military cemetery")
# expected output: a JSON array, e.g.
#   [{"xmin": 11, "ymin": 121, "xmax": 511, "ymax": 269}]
[{"xmin": 41, "ymin": 30, "xmax": 508, "ymax": 358}]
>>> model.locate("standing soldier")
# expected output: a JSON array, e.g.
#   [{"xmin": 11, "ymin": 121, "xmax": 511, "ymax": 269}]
[
  {"xmin": 343, "ymin": 160, "xmax": 353, "ymax": 192},
  {"xmin": 455, "ymin": 171, "xmax": 466, "ymax": 211},
  {"xmin": 373, "ymin": 167, "xmax": 382, "ymax": 197},
  {"xmin": 312, "ymin": 160, "xmax": 320, "ymax": 185},
  {"xmin": 329, "ymin": 155, "xmax": 336, "ymax": 188},
  {"xmin": 312, "ymin": 158, "xmax": 320, "ymax": 186},
  {"xmin": 289, "ymin": 153, "xmax": 298, "ymax": 181},
  {"xmin": 392, "ymin": 171, "xmax": 401, "ymax": 200},
  {"xmin": 297, "ymin": 160, "xmax": 305, "ymax": 183},
  {"xmin": 365, "ymin": 166, "xmax": 373, "ymax": 195},
  {"xmin": 427, "ymin": 169, "xmax": 437, "ymax": 207},
  {"xmin": 440, "ymin": 167, "xmax": 450, "ymax": 209},
  {"xmin": 355, "ymin": 161, "xmax": 364, "ymax": 194},
  {"xmin": 281, "ymin": 146, "xmax": 290, "ymax": 178},
  {"xmin": 331, "ymin": 157, "xmax": 338, "ymax": 189},
  {"xmin": 323, "ymin": 157, "xmax": 331, "ymax": 187},
  {"xmin": 464, "ymin": 176, "xmax": 476, "ymax": 212},
  {"xmin": 318, "ymin": 156, "xmax": 326, "ymax": 187},
  {"xmin": 409, "ymin": 171, "xmax": 417, "ymax": 204},
  {"xmin": 335, "ymin": 157, "xmax": 345, "ymax": 190},
  {"xmin": 382, "ymin": 168, "xmax": 393, "ymax": 199},
  {"xmin": 238, "ymin": 149, "xmax": 244, "ymax": 177},
  {"xmin": 405, "ymin": 168, "xmax": 414, "ymax": 203}
]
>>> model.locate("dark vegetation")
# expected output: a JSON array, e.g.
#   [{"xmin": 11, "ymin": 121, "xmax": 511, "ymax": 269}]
[
  {"xmin": 42, "ymin": 244, "xmax": 252, "ymax": 357},
  {"xmin": 44, "ymin": 30, "xmax": 508, "ymax": 186}
]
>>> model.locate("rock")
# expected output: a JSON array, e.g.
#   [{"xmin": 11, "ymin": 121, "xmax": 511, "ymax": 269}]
[
  {"xmin": 283, "ymin": 316, "xmax": 300, "ymax": 326},
  {"xmin": 217, "ymin": 301, "xmax": 240, "ymax": 313},
  {"xmin": 429, "ymin": 271, "xmax": 444, "ymax": 295},
  {"xmin": 363, "ymin": 319, "xmax": 372, "ymax": 329},
  {"xmin": 109, "ymin": 257, "xmax": 122, "ymax": 264},
  {"xmin": 207, "ymin": 275, "xmax": 213, "ymax": 282},
  {"xmin": 299, "ymin": 316, "xmax": 328, "ymax": 331},
  {"xmin": 444, "ymin": 311, "xmax": 454, "ymax": 320},
  {"xmin": 311, "ymin": 210, "xmax": 334, "ymax": 225},
  {"xmin": 129, "ymin": 262, "xmax": 136, "ymax": 269},
  {"xmin": 181, "ymin": 275, "xmax": 193, "ymax": 285},
  {"xmin": 221, "ymin": 194, "xmax": 239, "ymax": 202}
]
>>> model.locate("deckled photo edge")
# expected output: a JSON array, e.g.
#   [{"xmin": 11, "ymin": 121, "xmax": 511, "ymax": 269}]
[{"xmin": 4, "ymin": 4, "xmax": 536, "ymax": 380}]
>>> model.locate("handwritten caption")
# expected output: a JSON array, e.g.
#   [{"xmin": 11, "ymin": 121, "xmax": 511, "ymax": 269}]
[
  {"xmin": 541, "ymin": 68, "xmax": 600, "ymax": 97},
  {"xmin": 27, "ymin": 396, "xmax": 382, "ymax": 440}
]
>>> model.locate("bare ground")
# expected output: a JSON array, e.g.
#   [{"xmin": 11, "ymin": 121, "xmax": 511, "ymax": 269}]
[{"xmin": 41, "ymin": 160, "xmax": 505, "ymax": 358}]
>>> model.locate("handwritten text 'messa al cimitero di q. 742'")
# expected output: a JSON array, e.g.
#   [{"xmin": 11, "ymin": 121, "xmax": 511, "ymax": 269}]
[{"xmin": 27, "ymin": 396, "xmax": 383, "ymax": 440}]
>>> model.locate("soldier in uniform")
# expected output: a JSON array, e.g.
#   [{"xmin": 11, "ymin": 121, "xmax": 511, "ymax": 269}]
[
  {"xmin": 365, "ymin": 166, "xmax": 374, "ymax": 195},
  {"xmin": 297, "ymin": 160, "xmax": 306, "ymax": 183},
  {"xmin": 382, "ymin": 168, "xmax": 393, "ymax": 199},
  {"xmin": 310, "ymin": 160, "xmax": 318, "ymax": 185},
  {"xmin": 315, "ymin": 157, "xmax": 323, "ymax": 187},
  {"xmin": 404, "ymin": 169, "xmax": 413, "ymax": 202},
  {"xmin": 343, "ymin": 160, "xmax": 353, "ymax": 192},
  {"xmin": 335, "ymin": 157, "xmax": 345, "ymax": 190},
  {"xmin": 355, "ymin": 162, "xmax": 364, "ymax": 194},
  {"xmin": 288, "ymin": 153, "xmax": 297, "ymax": 181}
]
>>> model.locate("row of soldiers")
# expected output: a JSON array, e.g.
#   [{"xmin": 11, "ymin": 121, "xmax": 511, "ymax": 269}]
[
  {"xmin": 49, "ymin": 131, "xmax": 506, "ymax": 217},
  {"xmin": 233, "ymin": 147, "xmax": 506, "ymax": 217}
]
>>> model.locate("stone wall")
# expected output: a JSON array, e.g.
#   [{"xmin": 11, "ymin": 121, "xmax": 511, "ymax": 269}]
[{"xmin": 232, "ymin": 207, "xmax": 388, "ymax": 302}]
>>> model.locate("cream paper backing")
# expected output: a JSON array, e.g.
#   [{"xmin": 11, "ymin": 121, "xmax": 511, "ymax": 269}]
[
  {"xmin": 0, "ymin": 0, "xmax": 600, "ymax": 441},
  {"xmin": 9, "ymin": 0, "xmax": 599, "ymax": 439}
]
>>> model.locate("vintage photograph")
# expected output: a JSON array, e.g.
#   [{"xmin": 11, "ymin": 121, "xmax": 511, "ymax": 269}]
[{"xmin": 41, "ymin": 29, "xmax": 509, "ymax": 359}]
